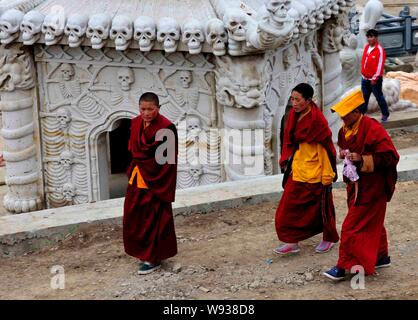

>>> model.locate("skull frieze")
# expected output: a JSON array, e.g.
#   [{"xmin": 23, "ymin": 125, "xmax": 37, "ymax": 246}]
[
  {"xmin": 86, "ymin": 13, "xmax": 111, "ymax": 49},
  {"xmin": 134, "ymin": 16, "xmax": 156, "ymax": 52},
  {"xmin": 42, "ymin": 12, "xmax": 66, "ymax": 46},
  {"xmin": 20, "ymin": 10, "xmax": 44, "ymax": 45},
  {"xmin": 223, "ymin": 9, "xmax": 248, "ymax": 42},
  {"xmin": 110, "ymin": 15, "xmax": 133, "ymax": 51},
  {"xmin": 181, "ymin": 19, "xmax": 205, "ymax": 54},
  {"xmin": 65, "ymin": 13, "xmax": 88, "ymax": 47},
  {"xmin": 205, "ymin": 18, "xmax": 228, "ymax": 56},
  {"xmin": 0, "ymin": 9, "xmax": 24, "ymax": 44},
  {"xmin": 157, "ymin": 17, "xmax": 180, "ymax": 53}
]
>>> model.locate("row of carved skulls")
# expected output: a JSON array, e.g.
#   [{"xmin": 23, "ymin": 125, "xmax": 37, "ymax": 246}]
[
  {"xmin": 0, "ymin": 0, "xmax": 353, "ymax": 55},
  {"xmin": 286, "ymin": 0, "xmax": 353, "ymax": 39}
]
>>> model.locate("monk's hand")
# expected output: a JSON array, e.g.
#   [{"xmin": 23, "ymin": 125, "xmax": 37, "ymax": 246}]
[
  {"xmin": 348, "ymin": 152, "xmax": 362, "ymax": 162},
  {"xmin": 339, "ymin": 149, "xmax": 346, "ymax": 159}
]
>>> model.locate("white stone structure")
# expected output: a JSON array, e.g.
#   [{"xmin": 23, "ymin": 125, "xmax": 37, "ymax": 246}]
[{"xmin": 0, "ymin": 0, "xmax": 354, "ymax": 213}]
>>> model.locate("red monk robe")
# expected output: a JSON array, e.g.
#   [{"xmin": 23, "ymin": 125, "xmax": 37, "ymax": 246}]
[
  {"xmin": 337, "ymin": 115, "xmax": 399, "ymax": 275},
  {"xmin": 275, "ymin": 101, "xmax": 340, "ymax": 243},
  {"xmin": 123, "ymin": 113, "xmax": 178, "ymax": 264}
]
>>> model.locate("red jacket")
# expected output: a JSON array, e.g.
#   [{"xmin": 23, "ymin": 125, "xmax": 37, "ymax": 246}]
[{"xmin": 361, "ymin": 42, "xmax": 386, "ymax": 81}]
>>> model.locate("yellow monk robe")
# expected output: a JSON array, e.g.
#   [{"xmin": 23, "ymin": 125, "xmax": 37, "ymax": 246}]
[
  {"xmin": 128, "ymin": 166, "xmax": 148, "ymax": 189},
  {"xmin": 292, "ymin": 142, "xmax": 335, "ymax": 185},
  {"xmin": 291, "ymin": 107, "xmax": 335, "ymax": 186}
]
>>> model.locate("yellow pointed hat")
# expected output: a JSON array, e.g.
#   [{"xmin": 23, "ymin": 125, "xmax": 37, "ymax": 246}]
[{"xmin": 331, "ymin": 88, "xmax": 365, "ymax": 117}]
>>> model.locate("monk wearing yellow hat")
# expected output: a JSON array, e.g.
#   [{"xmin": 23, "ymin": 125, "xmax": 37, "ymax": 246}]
[{"xmin": 323, "ymin": 88, "xmax": 400, "ymax": 281}]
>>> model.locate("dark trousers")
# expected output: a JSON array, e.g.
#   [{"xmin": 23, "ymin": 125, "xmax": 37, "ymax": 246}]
[{"xmin": 360, "ymin": 77, "xmax": 390, "ymax": 117}]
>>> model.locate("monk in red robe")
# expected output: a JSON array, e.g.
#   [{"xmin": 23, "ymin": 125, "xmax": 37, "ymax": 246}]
[
  {"xmin": 123, "ymin": 92, "xmax": 178, "ymax": 275},
  {"xmin": 324, "ymin": 88, "xmax": 399, "ymax": 281},
  {"xmin": 274, "ymin": 83, "xmax": 339, "ymax": 255}
]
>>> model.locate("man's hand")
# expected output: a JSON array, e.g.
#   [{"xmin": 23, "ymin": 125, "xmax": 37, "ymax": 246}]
[
  {"xmin": 339, "ymin": 149, "xmax": 346, "ymax": 159},
  {"xmin": 347, "ymin": 152, "xmax": 362, "ymax": 162},
  {"xmin": 371, "ymin": 79, "xmax": 377, "ymax": 85}
]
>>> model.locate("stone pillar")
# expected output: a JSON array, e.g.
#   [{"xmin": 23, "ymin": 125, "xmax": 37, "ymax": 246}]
[
  {"xmin": 321, "ymin": 17, "xmax": 345, "ymax": 139},
  {"xmin": 214, "ymin": 55, "xmax": 267, "ymax": 180},
  {"xmin": 0, "ymin": 43, "xmax": 43, "ymax": 213}
]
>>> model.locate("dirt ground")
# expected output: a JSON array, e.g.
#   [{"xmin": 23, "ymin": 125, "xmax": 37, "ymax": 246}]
[{"xmin": 0, "ymin": 179, "xmax": 418, "ymax": 300}]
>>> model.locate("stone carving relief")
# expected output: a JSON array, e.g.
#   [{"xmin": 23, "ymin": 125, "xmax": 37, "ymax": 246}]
[
  {"xmin": 42, "ymin": 11, "xmax": 65, "ymax": 46},
  {"xmin": 34, "ymin": 46, "xmax": 221, "ymax": 205},
  {"xmin": 0, "ymin": 43, "xmax": 43, "ymax": 213},
  {"xmin": 134, "ymin": 16, "xmax": 156, "ymax": 52},
  {"xmin": 65, "ymin": 13, "xmax": 88, "ymax": 48},
  {"xmin": 215, "ymin": 55, "xmax": 267, "ymax": 180},
  {"xmin": 340, "ymin": 33, "xmax": 362, "ymax": 91},
  {"xmin": 205, "ymin": 18, "xmax": 228, "ymax": 56},
  {"xmin": 86, "ymin": 13, "xmax": 112, "ymax": 50},
  {"xmin": 182, "ymin": 19, "xmax": 205, "ymax": 55},
  {"xmin": 20, "ymin": 10, "xmax": 44, "ymax": 45},
  {"xmin": 157, "ymin": 17, "xmax": 181, "ymax": 53},
  {"xmin": 0, "ymin": 8, "xmax": 24, "ymax": 44},
  {"xmin": 110, "ymin": 15, "xmax": 133, "ymax": 51}
]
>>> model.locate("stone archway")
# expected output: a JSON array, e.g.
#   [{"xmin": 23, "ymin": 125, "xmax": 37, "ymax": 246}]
[{"xmin": 86, "ymin": 110, "xmax": 136, "ymax": 202}]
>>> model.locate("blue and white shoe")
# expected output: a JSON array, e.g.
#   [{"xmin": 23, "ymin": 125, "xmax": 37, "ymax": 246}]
[
  {"xmin": 138, "ymin": 262, "xmax": 161, "ymax": 275},
  {"xmin": 381, "ymin": 115, "xmax": 389, "ymax": 123},
  {"xmin": 323, "ymin": 266, "xmax": 346, "ymax": 281},
  {"xmin": 375, "ymin": 256, "xmax": 391, "ymax": 269}
]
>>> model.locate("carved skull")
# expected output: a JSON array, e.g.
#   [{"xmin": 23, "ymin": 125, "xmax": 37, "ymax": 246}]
[
  {"xmin": 178, "ymin": 70, "xmax": 193, "ymax": 89},
  {"xmin": 312, "ymin": 0, "xmax": 325, "ymax": 25},
  {"xmin": 189, "ymin": 164, "xmax": 203, "ymax": 182},
  {"xmin": 60, "ymin": 63, "xmax": 75, "ymax": 81},
  {"xmin": 110, "ymin": 15, "xmax": 133, "ymax": 51},
  {"xmin": 65, "ymin": 14, "xmax": 88, "ymax": 47},
  {"xmin": 186, "ymin": 115, "xmax": 202, "ymax": 141},
  {"xmin": 288, "ymin": 8, "xmax": 300, "ymax": 39},
  {"xmin": 223, "ymin": 9, "xmax": 248, "ymax": 42},
  {"xmin": 182, "ymin": 19, "xmax": 205, "ymax": 54},
  {"xmin": 205, "ymin": 18, "xmax": 228, "ymax": 56},
  {"xmin": 0, "ymin": 9, "xmax": 24, "ymax": 44},
  {"xmin": 59, "ymin": 150, "xmax": 74, "ymax": 169},
  {"xmin": 42, "ymin": 12, "xmax": 66, "ymax": 46},
  {"xmin": 56, "ymin": 108, "xmax": 72, "ymax": 129},
  {"xmin": 323, "ymin": 0, "xmax": 333, "ymax": 19},
  {"xmin": 117, "ymin": 67, "xmax": 134, "ymax": 91},
  {"xmin": 134, "ymin": 16, "xmax": 156, "ymax": 51},
  {"xmin": 157, "ymin": 17, "xmax": 180, "ymax": 53},
  {"xmin": 291, "ymin": 1, "xmax": 308, "ymax": 34},
  {"xmin": 186, "ymin": 115, "xmax": 201, "ymax": 131},
  {"xmin": 266, "ymin": 0, "xmax": 291, "ymax": 19},
  {"xmin": 62, "ymin": 183, "xmax": 76, "ymax": 201},
  {"xmin": 86, "ymin": 13, "xmax": 111, "ymax": 49},
  {"xmin": 20, "ymin": 10, "xmax": 44, "ymax": 45}
]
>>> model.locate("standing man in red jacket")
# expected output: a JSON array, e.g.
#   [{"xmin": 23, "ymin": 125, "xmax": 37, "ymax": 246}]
[{"xmin": 360, "ymin": 29, "xmax": 390, "ymax": 122}]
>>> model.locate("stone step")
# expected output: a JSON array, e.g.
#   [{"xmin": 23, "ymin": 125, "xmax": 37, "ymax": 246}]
[
  {"xmin": 1, "ymin": 151, "xmax": 418, "ymax": 256},
  {"xmin": 370, "ymin": 109, "xmax": 418, "ymax": 129}
]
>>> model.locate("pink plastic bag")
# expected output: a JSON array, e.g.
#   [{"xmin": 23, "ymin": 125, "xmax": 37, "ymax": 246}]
[{"xmin": 342, "ymin": 149, "xmax": 359, "ymax": 182}]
